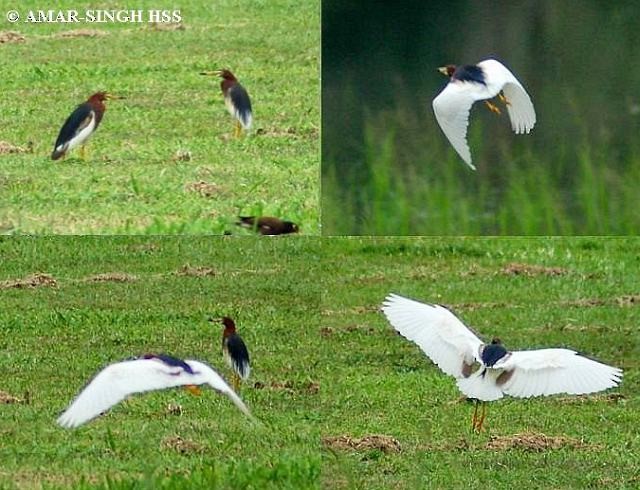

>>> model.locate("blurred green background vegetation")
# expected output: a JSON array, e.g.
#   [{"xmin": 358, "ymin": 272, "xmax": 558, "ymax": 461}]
[{"xmin": 322, "ymin": 0, "xmax": 640, "ymax": 235}]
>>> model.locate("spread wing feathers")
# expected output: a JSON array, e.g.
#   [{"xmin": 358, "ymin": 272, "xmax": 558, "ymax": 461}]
[
  {"xmin": 476, "ymin": 59, "xmax": 536, "ymax": 134},
  {"xmin": 227, "ymin": 84, "xmax": 252, "ymax": 129},
  {"xmin": 497, "ymin": 349, "xmax": 623, "ymax": 398},
  {"xmin": 456, "ymin": 370, "xmax": 505, "ymax": 401},
  {"xmin": 432, "ymin": 83, "xmax": 478, "ymax": 170},
  {"xmin": 57, "ymin": 358, "xmax": 253, "ymax": 428},
  {"xmin": 381, "ymin": 293, "xmax": 483, "ymax": 378}
]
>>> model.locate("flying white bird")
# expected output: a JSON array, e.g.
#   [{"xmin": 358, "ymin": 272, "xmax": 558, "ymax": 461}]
[
  {"xmin": 432, "ymin": 58, "xmax": 536, "ymax": 170},
  {"xmin": 381, "ymin": 293, "xmax": 622, "ymax": 431},
  {"xmin": 57, "ymin": 354, "xmax": 255, "ymax": 429}
]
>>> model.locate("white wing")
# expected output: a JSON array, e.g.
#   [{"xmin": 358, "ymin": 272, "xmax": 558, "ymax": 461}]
[
  {"xmin": 432, "ymin": 83, "xmax": 480, "ymax": 170},
  {"xmin": 58, "ymin": 358, "xmax": 253, "ymax": 428},
  {"xmin": 381, "ymin": 293, "xmax": 483, "ymax": 378},
  {"xmin": 185, "ymin": 360, "xmax": 255, "ymax": 421},
  {"xmin": 495, "ymin": 348, "xmax": 622, "ymax": 398},
  {"xmin": 476, "ymin": 59, "xmax": 536, "ymax": 135}
]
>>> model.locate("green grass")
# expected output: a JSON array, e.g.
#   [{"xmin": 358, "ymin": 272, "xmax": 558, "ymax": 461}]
[
  {"xmin": 2, "ymin": 237, "xmax": 639, "ymax": 488},
  {"xmin": 320, "ymin": 237, "xmax": 639, "ymax": 488},
  {"xmin": 0, "ymin": 237, "xmax": 321, "ymax": 489},
  {"xmin": 0, "ymin": 0, "xmax": 319, "ymax": 234},
  {"xmin": 322, "ymin": 112, "xmax": 640, "ymax": 235}
]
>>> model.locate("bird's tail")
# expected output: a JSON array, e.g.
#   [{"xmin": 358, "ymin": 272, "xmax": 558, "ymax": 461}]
[
  {"xmin": 456, "ymin": 370, "xmax": 504, "ymax": 402},
  {"xmin": 51, "ymin": 148, "xmax": 66, "ymax": 160}
]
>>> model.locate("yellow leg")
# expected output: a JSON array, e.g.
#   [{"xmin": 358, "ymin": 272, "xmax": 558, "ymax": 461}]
[
  {"xmin": 232, "ymin": 373, "xmax": 240, "ymax": 392},
  {"xmin": 484, "ymin": 100, "xmax": 502, "ymax": 115},
  {"xmin": 476, "ymin": 403, "xmax": 487, "ymax": 432},
  {"xmin": 234, "ymin": 121, "xmax": 242, "ymax": 138},
  {"xmin": 498, "ymin": 92, "xmax": 511, "ymax": 106},
  {"xmin": 185, "ymin": 385, "xmax": 202, "ymax": 396},
  {"xmin": 472, "ymin": 400, "xmax": 479, "ymax": 432},
  {"xmin": 80, "ymin": 145, "xmax": 86, "ymax": 160}
]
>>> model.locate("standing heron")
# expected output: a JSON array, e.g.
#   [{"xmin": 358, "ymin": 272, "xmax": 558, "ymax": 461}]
[
  {"xmin": 382, "ymin": 293, "xmax": 622, "ymax": 432},
  {"xmin": 433, "ymin": 58, "xmax": 536, "ymax": 169},
  {"xmin": 52, "ymin": 91, "xmax": 120, "ymax": 160},
  {"xmin": 57, "ymin": 353, "xmax": 254, "ymax": 428},
  {"xmin": 210, "ymin": 316, "xmax": 251, "ymax": 391},
  {"xmin": 201, "ymin": 69, "xmax": 252, "ymax": 137}
]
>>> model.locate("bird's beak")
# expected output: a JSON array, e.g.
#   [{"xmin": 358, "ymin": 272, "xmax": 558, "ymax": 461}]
[
  {"xmin": 200, "ymin": 70, "xmax": 222, "ymax": 77},
  {"xmin": 105, "ymin": 93, "xmax": 125, "ymax": 100},
  {"xmin": 437, "ymin": 66, "xmax": 448, "ymax": 76}
]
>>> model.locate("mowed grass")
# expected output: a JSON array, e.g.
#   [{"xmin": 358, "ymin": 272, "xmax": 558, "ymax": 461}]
[
  {"xmin": 0, "ymin": 237, "xmax": 321, "ymax": 489},
  {"xmin": 0, "ymin": 0, "xmax": 319, "ymax": 234},
  {"xmin": 319, "ymin": 237, "xmax": 639, "ymax": 488}
]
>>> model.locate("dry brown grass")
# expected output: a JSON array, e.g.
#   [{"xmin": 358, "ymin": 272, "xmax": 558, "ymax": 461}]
[
  {"xmin": 0, "ymin": 31, "xmax": 25, "ymax": 43},
  {"xmin": 485, "ymin": 432, "xmax": 598, "ymax": 451},
  {"xmin": 0, "ymin": 390, "xmax": 24, "ymax": 404},
  {"xmin": 82, "ymin": 273, "xmax": 138, "ymax": 283},
  {"xmin": 161, "ymin": 435, "xmax": 204, "ymax": 455},
  {"xmin": 54, "ymin": 29, "xmax": 107, "ymax": 38},
  {"xmin": 322, "ymin": 434, "xmax": 401, "ymax": 454},
  {"xmin": 184, "ymin": 180, "xmax": 222, "ymax": 198},
  {"xmin": 174, "ymin": 264, "xmax": 216, "ymax": 277},
  {"xmin": 501, "ymin": 263, "xmax": 569, "ymax": 277},
  {"xmin": 0, "ymin": 273, "xmax": 57, "ymax": 290},
  {"xmin": 0, "ymin": 140, "xmax": 30, "ymax": 154}
]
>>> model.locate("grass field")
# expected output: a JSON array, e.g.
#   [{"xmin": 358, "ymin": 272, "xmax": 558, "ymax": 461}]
[
  {"xmin": 2, "ymin": 236, "xmax": 638, "ymax": 488},
  {"xmin": 322, "ymin": 112, "xmax": 640, "ymax": 235},
  {"xmin": 0, "ymin": 0, "xmax": 319, "ymax": 234},
  {"xmin": 0, "ymin": 237, "xmax": 321, "ymax": 489},
  {"xmin": 320, "ymin": 237, "xmax": 639, "ymax": 487}
]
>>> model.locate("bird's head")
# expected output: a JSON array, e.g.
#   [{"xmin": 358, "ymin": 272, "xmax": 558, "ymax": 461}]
[
  {"xmin": 201, "ymin": 69, "xmax": 237, "ymax": 81},
  {"xmin": 87, "ymin": 92, "xmax": 123, "ymax": 104},
  {"xmin": 284, "ymin": 221, "xmax": 300, "ymax": 233},
  {"xmin": 437, "ymin": 65, "xmax": 456, "ymax": 78},
  {"xmin": 209, "ymin": 316, "xmax": 237, "ymax": 331},
  {"xmin": 491, "ymin": 337, "xmax": 502, "ymax": 345}
]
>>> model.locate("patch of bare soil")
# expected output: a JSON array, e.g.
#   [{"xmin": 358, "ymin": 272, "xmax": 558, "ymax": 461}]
[
  {"xmin": 172, "ymin": 149, "xmax": 192, "ymax": 161},
  {"xmin": 562, "ymin": 298, "xmax": 608, "ymax": 307},
  {"xmin": 616, "ymin": 294, "xmax": 640, "ymax": 306},
  {"xmin": 165, "ymin": 403, "xmax": 183, "ymax": 415},
  {"xmin": 161, "ymin": 435, "xmax": 204, "ymax": 454},
  {"xmin": 0, "ymin": 273, "xmax": 57, "ymax": 290},
  {"xmin": 174, "ymin": 264, "xmax": 216, "ymax": 277},
  {"xmin": 322, "ymin": 434, "xmax": 401, "ymax": 454},
  {"xmin": 128, "ymin": 243, "xmax": 159, "ymax": 253},
  {"xmin": 0, "ymin": 141, "xmax": 31, "ymax": 154},
  {"xmin": 448, "ymin": 302, "xmax": 509, "ymax": 311},
  {"xmin": 148, "ymin": 22, "xmax": 186, "ymax": 31},
  {"xmin": 0, "ymin": 31, "xmax": 25, "ymax": 43},
  {"xmin": 255, "ymin": 127, "xmax": 298, "ymax": 137},
  {"xmin": 55, "ymin": 29, "xmax": 107, "ymax": 38},
  {"xmin": 501, "ymin": 263, "xmax": 569, "ymax": 277},
  {"xmin": 0, "ymin": 391, "xmax": 24, "ymax": 404},
  {"xmin": 485, "ymin": 432, "xmax": 598, "ymax": 452},
  {"xmin": 83, "ymin": 273, "xmax": 138, "ymax": 283},
  {"xmin": 320, "ymin": 326, "xmax": 334, "ymax": 336},
  {"xmin": 253, "ymin": 380, "xmax": 319, "ymax": 395},
  {"xmin": 184, "ymin": 180, "xmax": 222, "ymax": 198},
  {"xmin": 555, "ymin": 393, "xmax": 625, "ymax": 404}
]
